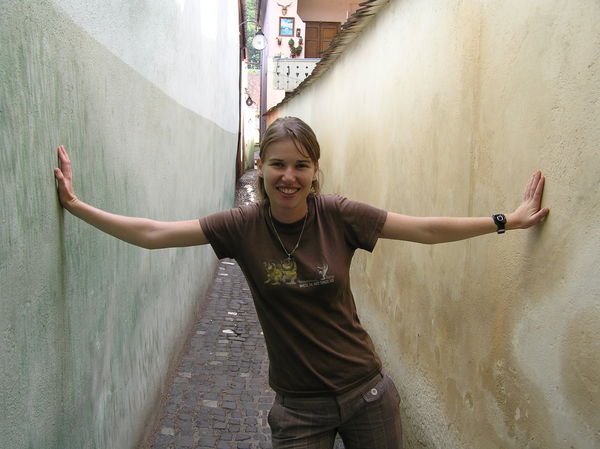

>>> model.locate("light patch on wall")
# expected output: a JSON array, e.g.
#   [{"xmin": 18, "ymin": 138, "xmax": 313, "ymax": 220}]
[
  {"xmin": 198, "ymin": 0, "xmax": 218, "ymax": 41},
  {"xmin": 512, "ymin": 250, "xmax": 600, "ymax": 448},
  {"xmin": 563, "ymin": 308, "xmax": 600, "ymax": 429},
  {"xmin": 49, "ymin": 0, "xmax": 239, "ymax": 132},
  {"xmin": 175, "ymin": 0, "xmax": 186, "ymax": 13}
]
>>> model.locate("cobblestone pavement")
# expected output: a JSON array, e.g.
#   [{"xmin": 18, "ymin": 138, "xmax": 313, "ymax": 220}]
[{"xmin": 147, "ymin": 170, "xmax": 343, "ymax": 449}]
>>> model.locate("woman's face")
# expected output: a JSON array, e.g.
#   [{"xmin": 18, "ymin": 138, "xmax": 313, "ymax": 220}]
[{"xmin": 258, "ymin": 138, "xmax": 318, "ymax": 223}]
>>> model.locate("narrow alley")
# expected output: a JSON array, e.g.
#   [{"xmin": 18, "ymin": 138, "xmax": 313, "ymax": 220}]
[{"xmin": 145, "ymin": 170, "xmax": 273, "ymax": 449}]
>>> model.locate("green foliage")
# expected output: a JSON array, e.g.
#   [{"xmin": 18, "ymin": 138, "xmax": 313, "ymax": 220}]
[
  {"xmin": 244, "ymin": 0, "xmax": 261, "ymax": 69},
  {"xmin": 288, "ymin": 38, "xmax": 303, "ymax": 57}
]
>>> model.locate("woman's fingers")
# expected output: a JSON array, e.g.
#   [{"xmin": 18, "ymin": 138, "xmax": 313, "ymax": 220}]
[
  {"xmin": 54, "ymin": 146, "xmax": 78, "ymax": 207},
  {"xmin": 533, "ymin": 174, "xmax": 545, "ymax": 203},
  {"xmin": 531, "ymin": 207, "xmax": 550, "ymax": 226},
  {"xmin": 57, "ymin": 145, "xmax": 72, "ymax": 178},
  {"xmin": 56, "ymin": 146, "xmax": 74, "ymax": 184},
  {"xmin": 527, "ymin": 172, "xmax": 545, "ymax": 210},
  {"xmin": 523, "ymin": 170, "xmax": 541, "ymax": 201}
]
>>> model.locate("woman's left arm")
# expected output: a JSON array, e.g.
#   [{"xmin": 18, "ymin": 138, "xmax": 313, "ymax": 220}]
[{"xmin": 380, "ymin": 171, "xmax": 549, "ymax": 244}]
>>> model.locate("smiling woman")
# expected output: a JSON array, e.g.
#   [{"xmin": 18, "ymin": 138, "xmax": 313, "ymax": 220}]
[{"xmin": 53, "ymin": 116, "xmax": 548, "ymax": 449}]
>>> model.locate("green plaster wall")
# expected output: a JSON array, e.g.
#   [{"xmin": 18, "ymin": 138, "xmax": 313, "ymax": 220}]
[{"xmin": 0, "ymin": 1, "xmax": 238, "ymax": 448}]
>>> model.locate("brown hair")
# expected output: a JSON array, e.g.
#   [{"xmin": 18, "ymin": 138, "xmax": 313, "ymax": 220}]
[{"xmin": 256, "ymin": 117, "xmax": 321, "ymax": 203}]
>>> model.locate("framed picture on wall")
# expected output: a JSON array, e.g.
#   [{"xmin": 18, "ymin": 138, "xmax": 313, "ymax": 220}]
[{"xmin": 279, "ymin": 17, "xmax": 295, "ymax": 36}]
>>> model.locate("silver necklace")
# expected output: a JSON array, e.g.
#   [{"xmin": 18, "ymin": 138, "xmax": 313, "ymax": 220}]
[{"xmin": 268, "ymin": 207, "xmax": 308, "ymax": 261}]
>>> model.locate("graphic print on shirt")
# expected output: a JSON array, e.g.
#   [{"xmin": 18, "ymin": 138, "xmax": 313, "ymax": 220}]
[
  {"xmin": 263, "ymin": 258, "xmax": 334, "ymax": 288},
  {"xmin": 263, "ymin": 259, "xmax": 298, "ymax": 285}
]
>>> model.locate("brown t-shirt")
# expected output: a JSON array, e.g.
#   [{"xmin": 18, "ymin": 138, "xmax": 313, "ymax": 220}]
[{"xmin": 199, "ymin": 194, "xmax": 387, "ymax": 396}]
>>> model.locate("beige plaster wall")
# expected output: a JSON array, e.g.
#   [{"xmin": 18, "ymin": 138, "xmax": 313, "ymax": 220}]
[{"xmin": 277, "ymin": 0, "xmax": 600, "ymax": 448}]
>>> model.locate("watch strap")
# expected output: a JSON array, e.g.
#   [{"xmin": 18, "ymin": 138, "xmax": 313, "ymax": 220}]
[{"xmin": 492, "ymin": 213, "xmax": 507, "ymax": 234}]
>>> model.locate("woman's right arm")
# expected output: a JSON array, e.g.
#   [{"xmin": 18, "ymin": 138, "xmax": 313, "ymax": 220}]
[{"xmin": 54, "ymin": 145, "xmax": 209, "ymax": 249}]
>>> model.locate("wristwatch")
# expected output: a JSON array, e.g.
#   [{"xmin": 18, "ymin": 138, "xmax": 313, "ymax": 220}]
[{"xmin": 492, "ymin": 214, "xmax": 507, "ymax": 234}]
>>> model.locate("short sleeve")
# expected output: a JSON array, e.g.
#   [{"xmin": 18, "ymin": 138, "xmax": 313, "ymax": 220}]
[
  {"xmin": 199, "ymin": 204, "xmax": 260, "ymax": 259},
  {"xmin": 334, "ymin": 196, "xmax": 387, "ymax": 252}
]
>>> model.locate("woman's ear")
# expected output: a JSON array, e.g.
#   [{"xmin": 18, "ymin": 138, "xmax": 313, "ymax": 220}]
[{"xmin": 257, "ymin": 158, "xmax": 263, "ymax": 177}]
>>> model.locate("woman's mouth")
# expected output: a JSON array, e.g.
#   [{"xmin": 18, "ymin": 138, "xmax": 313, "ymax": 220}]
[{"xmin": 277, "ymin": 186, "xmax": 300, "ymax": 195}]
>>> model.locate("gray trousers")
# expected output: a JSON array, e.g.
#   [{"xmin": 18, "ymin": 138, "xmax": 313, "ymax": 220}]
[{"xmin": 268, "ymin": 373, "xmax": 403, "ymax": 449}]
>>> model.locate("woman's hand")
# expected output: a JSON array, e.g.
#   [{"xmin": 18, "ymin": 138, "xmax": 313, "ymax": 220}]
[
  {"xmin": 54, "ymin": 145, "xmax": 78, "ymax": 210},
  {"xmin": 507, "ymin": 170, "xmax": 550, "ymax": 230}
]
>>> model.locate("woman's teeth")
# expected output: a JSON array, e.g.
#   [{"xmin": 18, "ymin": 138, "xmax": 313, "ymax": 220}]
[{"xmin": 278, "ymin": 187, "xmax": 298, "ymax": 194}]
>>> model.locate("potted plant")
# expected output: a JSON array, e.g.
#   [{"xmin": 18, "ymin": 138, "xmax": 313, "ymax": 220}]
[{"xmin": 288, "ymin": 37, "xmax": 303, "ymax": 58}]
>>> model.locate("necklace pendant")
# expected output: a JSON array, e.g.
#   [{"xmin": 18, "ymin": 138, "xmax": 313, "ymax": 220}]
[{"xmin": 286, "ymin": 255, "xmax": 293, "ymax": 262}]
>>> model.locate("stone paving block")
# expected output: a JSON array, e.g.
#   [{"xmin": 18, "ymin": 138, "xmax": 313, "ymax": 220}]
[{"xmin": 175, "ymin": 433, "xmax": 195, "ymax": 447}]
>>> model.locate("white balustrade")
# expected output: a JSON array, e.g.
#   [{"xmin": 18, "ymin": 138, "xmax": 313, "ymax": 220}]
[{"xmin": 273, "ymin": 58, "xmax": 320, "ymax": 92}]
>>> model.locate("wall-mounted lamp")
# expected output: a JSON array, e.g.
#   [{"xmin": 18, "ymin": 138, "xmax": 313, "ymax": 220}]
[
  {"xmin": 241, "ymin": 20, "xmax": 267, "ymax": 51},
  {"xmin": 251, "ymin": 28, "xmax": 267, "ymax": 51}
]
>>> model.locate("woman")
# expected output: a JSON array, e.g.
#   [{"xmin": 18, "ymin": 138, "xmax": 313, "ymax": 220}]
[{"xmin": 54, "ymin": 117, "xmax": 549, "ymax": 449}]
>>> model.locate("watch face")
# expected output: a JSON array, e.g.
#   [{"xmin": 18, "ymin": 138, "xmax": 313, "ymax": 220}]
[{"xmin": 495, "ymin": 214, "xmax": 506, "ymax": 223}]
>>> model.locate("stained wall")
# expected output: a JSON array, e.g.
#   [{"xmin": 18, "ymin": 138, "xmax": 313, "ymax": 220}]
[
  {"xmin": 0, "ymin": 1, "xmax": 239, "ymax": 448},
  {"xmin": 277, "ymin": 0, "xmax": 600, "ymax": 447}
]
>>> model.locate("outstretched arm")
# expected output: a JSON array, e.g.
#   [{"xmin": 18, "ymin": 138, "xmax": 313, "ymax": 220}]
[
  {"xmin": 380, "ymin": 171, "xmax": 549, "ymax": 244},
  {"xmin": 53, "ymin": 145, "xmax": 208, "ymax": 249}
]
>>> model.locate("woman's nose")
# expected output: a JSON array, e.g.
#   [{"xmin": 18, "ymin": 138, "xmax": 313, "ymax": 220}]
[{"xmin": 282, "ymin": 166, "xmax": 295, "ymax": 180}]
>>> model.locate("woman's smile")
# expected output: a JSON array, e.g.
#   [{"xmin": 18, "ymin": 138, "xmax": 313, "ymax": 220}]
[{"xmin": 276, "ymin": 186, "xmax": 301, "ymax": 195}]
